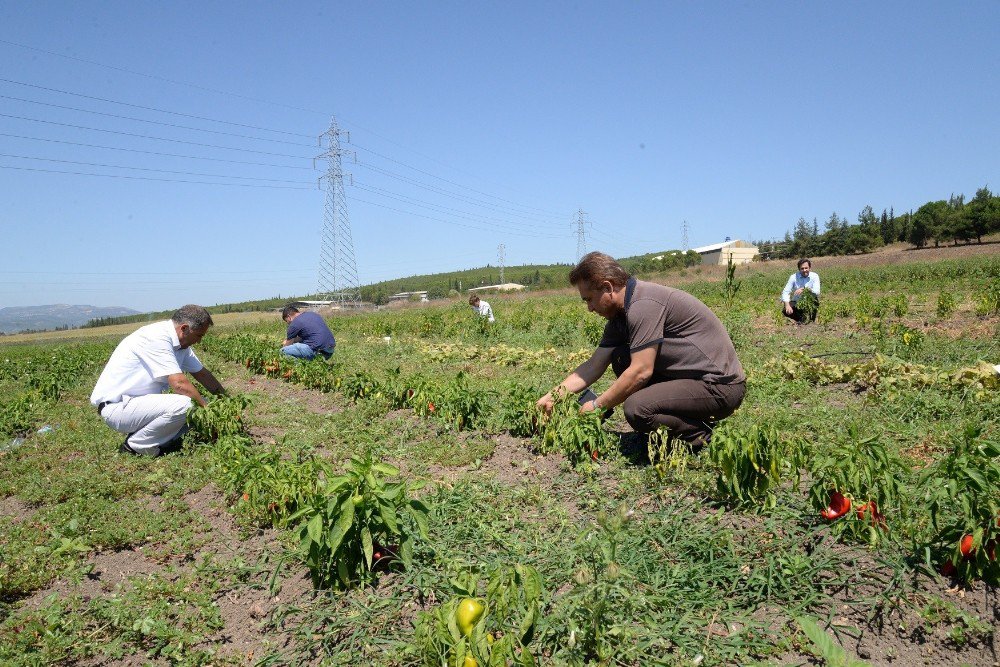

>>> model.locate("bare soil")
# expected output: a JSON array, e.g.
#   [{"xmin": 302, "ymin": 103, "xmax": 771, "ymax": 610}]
[{"xmin": 0, "ymin": 495, "xmax": 35, "ymax": 522}]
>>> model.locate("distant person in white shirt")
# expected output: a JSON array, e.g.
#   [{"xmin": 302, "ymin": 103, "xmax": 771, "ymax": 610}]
[
  {"xmin": 469, "ymin": 294, "xmax": 495, "ymax": 323},
  {"xmin": 90, "ymin": 304, "xmax": 226, "ymax": 456},
  {"xmin": 781, "ymin": 258, "xmax": 821, "ymax": 323}
]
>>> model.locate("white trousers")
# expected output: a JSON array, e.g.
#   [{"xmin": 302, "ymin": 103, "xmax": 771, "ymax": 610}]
[{"xmin": 101, "ymin": 394, "xmax": 192, "ymax": 456}]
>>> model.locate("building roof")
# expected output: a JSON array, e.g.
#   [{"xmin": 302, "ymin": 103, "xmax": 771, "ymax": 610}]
[
  {"xmin": 468, "ymin": 283, "xmax": 524, "ymax": 292},
  {"xmin": 467, "ymin": 283, "xmax": 525, "ymax": 293},
  {"xmin": 691, "ymin": 240, "xmax": 756, "ymax": 253}
]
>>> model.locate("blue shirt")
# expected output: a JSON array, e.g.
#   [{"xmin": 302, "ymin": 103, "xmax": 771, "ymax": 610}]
[
  {"xmin": 781, "ymin": 272, "xmax": 820, "ymax": 303},
  {"xmin": 287, "ymin": 311, "xmax": 336, "ymax": 352}
]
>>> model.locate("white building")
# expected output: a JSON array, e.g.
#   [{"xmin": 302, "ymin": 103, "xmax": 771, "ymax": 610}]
[{"xmin": 691, "ymin": 240, "xmax": 759, "ymax": 265}]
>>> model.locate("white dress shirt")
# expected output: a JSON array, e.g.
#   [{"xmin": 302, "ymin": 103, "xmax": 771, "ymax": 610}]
[
  {"xmin": 781, "ymin": 272, "xmax": 821, "ymax": 303},
  {"xmin": 473, "ymin": 300, "xmax": 495, "ymax": 322},
  {"xmin": 90, "ymin": 320, "xmax": 203, "ymax": 405}
]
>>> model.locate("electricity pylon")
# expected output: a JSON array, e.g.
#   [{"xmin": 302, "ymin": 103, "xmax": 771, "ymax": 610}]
[
  {"xmin": 574, "ymin": 209, "xmax": 592, "ymax": 260},
  {"xmin": 316, "ymin": 117, "xmax": 361, "ymax": 305}
]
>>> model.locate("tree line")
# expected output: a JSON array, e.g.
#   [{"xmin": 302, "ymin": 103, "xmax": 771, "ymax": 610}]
[{"xmin": 759, "ymin": 185, "xmax": 1000, "ymax": 259}]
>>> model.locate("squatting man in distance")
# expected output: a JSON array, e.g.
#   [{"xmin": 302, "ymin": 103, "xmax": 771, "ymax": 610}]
[
  {"xmin": 537, "ymin": 252, "xmax": 746, "ymax": 447},
  {"xmin": 468, "ymin": 294, "xmax": 495, "ymax": 323},
  {"xmin": 781, "ymin": 258, "xmax": 821, "ymax": 323},
  {"xmin": 280, "ymin": 305, "xmax": 337, "ymax": 360}
]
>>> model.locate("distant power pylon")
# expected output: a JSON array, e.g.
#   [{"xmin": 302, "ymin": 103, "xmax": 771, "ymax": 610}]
[
  {"xmin": 316, "ymin": 117, "xmax": 361, "ymax": 305},
  {"xmin": 497, "ymin": 243, "xmax": 505, "ymax": 284},
  {"xmin": 574, "ymin": 209, "xmax": 592, "ymax": 261},
  {"xmin": 681, "ymin": 220, "xmax": 690, "ymax": 252}
]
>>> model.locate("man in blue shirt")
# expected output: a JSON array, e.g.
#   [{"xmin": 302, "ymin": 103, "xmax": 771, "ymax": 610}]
[
  {"xmin": 781, "ymin": 258, "xmax": 821, "ymax": 323},
  {"xmin": 280, "ymin": 306, "xmax": 336, "ymax": 360}
]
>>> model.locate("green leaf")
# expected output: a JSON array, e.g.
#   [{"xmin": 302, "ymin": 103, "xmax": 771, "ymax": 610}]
[
  {"xmin": 362, "ymin": 527, "xmax": 373, "ymax": 569},
  {"xmin": 377, "ymin": 497, "xmax": 400, "ymax": 534},
  {"xmin": 796, "ymin": 615, "xmax": 870, "ymax": 667},
  {"xmin": 373, "ymin": 462, "xmax": 400, "ymax": 476},
  {"xmin": 307, "ymin": 513, "xmax": 324, "ymax": 544},
  {"xmin": 408, "ymin": 499, "xmax": 431, "ymax": 539},
  {"xmin": 519, "ymin": 601, "xmax": 538, "ymax": 645}
]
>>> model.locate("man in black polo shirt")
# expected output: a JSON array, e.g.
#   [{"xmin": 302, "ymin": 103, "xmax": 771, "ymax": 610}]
[
  {"xmin": 537, "ymin": 252, "xmax": 745, "ymax": 446},
  {"xmin": 280, "ymin": 306, "xmax": 337, "ymax": 360}
]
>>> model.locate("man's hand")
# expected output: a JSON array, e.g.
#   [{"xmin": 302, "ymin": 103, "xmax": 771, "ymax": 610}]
[
  {"xmin": 536, "ymin": 393, "xmax": 555, "ymax": 415},
  {"xmin": 579, "ymin": 399, "xmax": 597, "ymax": 414},
  {"xmin": 793, "ymin": 287, "xmax": 804, "ymax": 296},
  {"xmin": 191, "ymin": 367, "xmax": 226, "ymax": 397},
  {"xmin": 784, "ymin": 302, "xmax": 794, "ymax": 315},
  {"xmin": 167, "ymin": 372, "xmax": 208, "ymax": 407}
]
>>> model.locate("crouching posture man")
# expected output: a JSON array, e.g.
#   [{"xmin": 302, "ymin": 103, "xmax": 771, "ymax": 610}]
[
  {"xmin": 90, "ymin": 304, "xmax": 226, "ymax": 456},
  {"xmin": 537, "ymin": 252, "xmax": 745, "ymax": 446}
]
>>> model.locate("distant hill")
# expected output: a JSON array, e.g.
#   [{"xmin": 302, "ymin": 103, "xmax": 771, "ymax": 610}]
[{"xmin": 0, "ymin": 304, "xmax": 140, "ymax": 334}]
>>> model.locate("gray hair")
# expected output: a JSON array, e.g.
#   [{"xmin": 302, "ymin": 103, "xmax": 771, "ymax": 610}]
[{"xmin": 171, "ymin": 304, "xmax": 214, "ymax": 330}]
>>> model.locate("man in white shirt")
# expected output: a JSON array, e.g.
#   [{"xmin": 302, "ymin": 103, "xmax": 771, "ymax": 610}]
[
  {"xmin": 781, "ymin": 258, "xmax": 821, "ymax": 323},
  {"xmin": 90, "ymin": 304, "xmax": 226, "ymax": 456},
  {"xmin": 468, "ymin": 294, "xmax": 495, "ymax": 323}
]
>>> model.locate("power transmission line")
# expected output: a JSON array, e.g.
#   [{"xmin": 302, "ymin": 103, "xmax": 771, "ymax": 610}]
[
  {"xmin": 0, "ymin": 132, "xmax": 316, "ymax": 169},
  {"xmin": 0, "ymin": 77, "xmax": 314, "ymax": 137},
  {"xmin": 349, "ymin": 142, "xmax": 565, "ymax": 218},
  {"xmin": 0, "ymin": 93, "xmax": 316, "ymax": 146},
  {"xmin": 353, "ymin": 160, "xmax": 567, "ymax": 227},
  {"xmin": 0, "ymin": 164, "xmax": 314, "ymax": 189},
  {"xmin": 351, "ymin": 181, "xmax": 567, "ymax": 235},
  {"xmin": 349, "ymin": 196, "xmax": 565, "ymax": 239},
  {"xmin": 0, "ymin": 152, "xmax": 315, "ymax": 184},
  {"xmin": 0, "ymin": 113, "xmax": 315, "ymax": 159},
  {"xmin": 497, "ymin": 244, "xmax": 505, "ymax": 284}
]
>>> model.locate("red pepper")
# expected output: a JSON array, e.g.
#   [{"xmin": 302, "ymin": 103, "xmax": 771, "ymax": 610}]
[
  {"xmin": 960, "ymin": 534, "xmax": 975, "ymax": 559},
  {"xmin": 855, "ymin": 501, "xmax": 887, "ymax": 528},
  {"xmin": 940, "ymin": 560, "xmax": 957, "ymax": 576},
  {"xmin": 819, "ymin": 490, "xmax": 851, "ymax": 520},
  {"xmin": 591, "ymin": 450, "xmax": 599, "ymax": 461}
]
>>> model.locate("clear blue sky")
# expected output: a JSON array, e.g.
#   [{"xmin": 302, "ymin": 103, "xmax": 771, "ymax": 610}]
[{"xmin": 2, "ymin": 1, "xmax": 998, "ymax": 312}]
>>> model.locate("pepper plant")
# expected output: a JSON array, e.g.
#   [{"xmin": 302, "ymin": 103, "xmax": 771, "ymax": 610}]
[
  {"xmin": 413, "ymin": 563, "xmax": 543, "ymax": 667},
  {"xmin": 214, "ymin": 435, "xmax": 329, "ymax": 528},
  {"xmin": 708, "ymin": 422, "xmax": 801, "ymax": 510},
  {"xmin": 536, "ymin": 390, "xmax": 613, "ymax": 468},
  {"xmin": 289, "ymin": 453, "xmax": 430, "ymax": 589},
  {"xmin": 919, "ymin": 425, "xmax": 1000, "ymax": 581},
  {"xmin": 186, "ymin": 394, "xmax": 251, "ymax": 443},
  {"xmin": 807, "ymin": 426, "xmax": 907, "ymax": 546}
]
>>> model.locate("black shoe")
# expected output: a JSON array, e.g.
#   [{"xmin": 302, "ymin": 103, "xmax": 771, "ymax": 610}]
[
  {"xmin": 119, "ymin": 437, "xmax": 140, "ymax": 455},
  {"xmin": 158, "ymin": 436, "xmax": 185, "ymax": 455}
]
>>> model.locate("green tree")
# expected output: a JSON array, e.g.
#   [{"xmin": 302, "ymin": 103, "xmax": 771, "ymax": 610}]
[
  {"xmin": 911, "ymin": 201, "xmax": 949, "ymax": 248},
  {"xmin": 857, "ymin": 205, "xmax": 883, "ymax": 250},
  {"xmin": 967, "ymin": 186, "xmax": 1000, "ymax": 243},
  {"xmin": 426, "ymin": 285, "xmax": 448, "ymax": 300},
  {"xmin": 823, "ymin": 212, "xmax": 847, "ymax": 255},
  {"xmin": 945, "ymin": 194, "xmax": 969, "ymax": 245},
  {"xmin": 879, "ymin": 208, "xmax": 895, "ymax": 245}
]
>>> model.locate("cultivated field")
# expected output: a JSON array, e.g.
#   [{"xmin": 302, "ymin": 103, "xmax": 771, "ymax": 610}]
[{"xmin": 1, "ymin": 247, "xmax": 999, "ymax": 666}]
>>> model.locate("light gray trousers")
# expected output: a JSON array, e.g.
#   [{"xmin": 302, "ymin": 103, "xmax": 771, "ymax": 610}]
[{"xmin": 101, "ymin": 394, "xmax": 192, "ymax": 455}]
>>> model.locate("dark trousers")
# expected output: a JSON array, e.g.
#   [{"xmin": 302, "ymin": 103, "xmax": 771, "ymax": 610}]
[
  {"xmin": 610, "ymin": 347, "xmax": 745, "ymax": 444},
  {"xmin": 782, "ymin": 301, "xmax": 818, "ymax": 323}
]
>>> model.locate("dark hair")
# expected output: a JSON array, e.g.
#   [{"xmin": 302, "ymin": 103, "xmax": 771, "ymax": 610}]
[
  {"xmin": 171, "ymin": 304, "xmax": 213, "ymax": 330},
  {"xmin": 281, "ymin": 305, "xmax": 300, "ymax": 320},
  {"xmin": 797, "ymin": 258, "xmax": 811, "ymax": 269},
  {"xmin": 468, "ymin": 294, "xmax": 480, "ymax": 305},
  {"xmin": 569, "ymin": 251, "xmax": 631, "ymax": 289}
]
